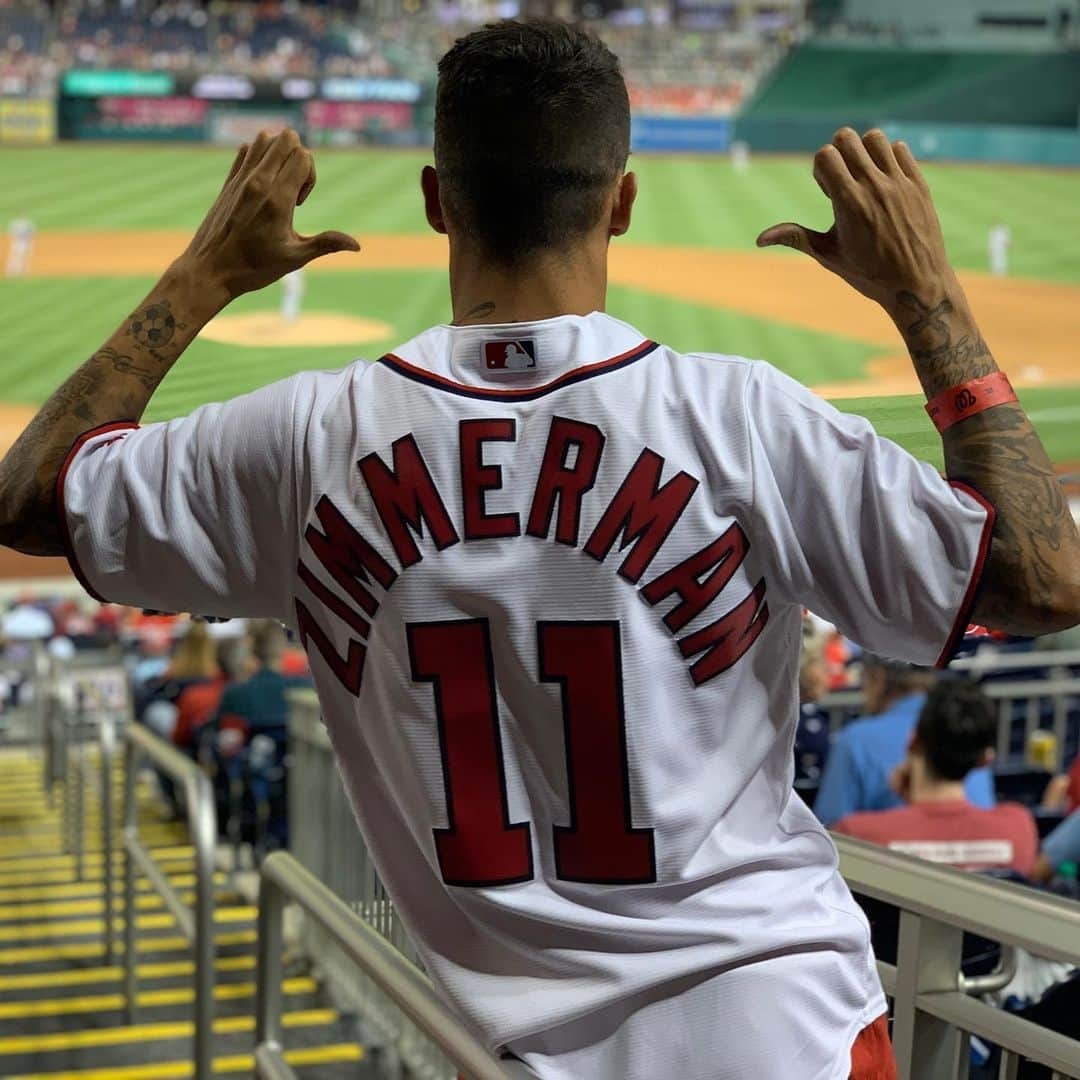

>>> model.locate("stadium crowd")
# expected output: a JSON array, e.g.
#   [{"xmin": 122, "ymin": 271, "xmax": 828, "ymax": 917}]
[{"xmin": 0, "ymin": 0, "xmax": 799, "ymax": 109}]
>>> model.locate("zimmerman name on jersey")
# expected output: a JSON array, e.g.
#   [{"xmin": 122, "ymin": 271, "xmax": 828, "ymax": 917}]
[{"xmin": 60, "ymin": 312, "xmax": 993, "ymax": 1079}]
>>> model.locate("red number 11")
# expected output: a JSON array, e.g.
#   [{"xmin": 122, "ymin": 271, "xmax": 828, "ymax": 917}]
[{"xmin": 407, "ymin": 619, "xmax": 656, "ymax": 887}]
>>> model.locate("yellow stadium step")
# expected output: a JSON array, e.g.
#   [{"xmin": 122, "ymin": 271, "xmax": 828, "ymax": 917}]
[
  {"xmin": 6, "ymin": 1042, "xmax": 364, "ymax": 1080},
  {"xmin": 0, "ymin": 976, "xmax": 317, "ymax": 1020},
  {"xmin": 0, "ymin": 928, "xmax": 257, "ymax": 966},
  {"xmin": 0, "ymin": 905, "xmax": 257, "ymax": 944},
  {"xmin": 0, "ymin": 955, "xmax": 256, "ymax": 994},
  {"xmin": 0, "ymin": 1007, "xmax": 339, "ymax": 1056},
  {"xmin": 0, "ymin": 871, "xmax": 227, "ymax": 904},
  {"xmin": 0, "ymin": 747, "xmax": 371, "ymax": 1078}
]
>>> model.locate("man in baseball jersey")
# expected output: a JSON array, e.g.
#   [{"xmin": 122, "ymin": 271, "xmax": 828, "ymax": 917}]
[{"xmin": 2, "ymin": 20, "xmax": 1079, "ymax": 1080}]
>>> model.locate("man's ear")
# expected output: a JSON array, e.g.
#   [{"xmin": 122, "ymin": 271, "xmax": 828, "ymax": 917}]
[
  {"xmin": 421, "ymin": 166, "xmax": 447, "ymax": 235},
  {"xmin": 609, "ymin": 171, "xmax": 637, "ymax": 238}
]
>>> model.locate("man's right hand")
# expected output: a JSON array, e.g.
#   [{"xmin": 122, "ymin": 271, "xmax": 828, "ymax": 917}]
[
  {"xmin": 175, "ymin": 128, "xmax": 359, "ymax": 303},
  {"xmin": 756, "ymin": 128, "xmax": 956, "ymax": 311},
  {"xmin": 760, "ymin": 127, "xmax": 1080, "ymax": 639}
]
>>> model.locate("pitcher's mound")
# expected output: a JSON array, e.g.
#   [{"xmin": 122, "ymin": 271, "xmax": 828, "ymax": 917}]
[{"xmin": 202, "ymin": 312, "xmax": 394, "ymax": 348}]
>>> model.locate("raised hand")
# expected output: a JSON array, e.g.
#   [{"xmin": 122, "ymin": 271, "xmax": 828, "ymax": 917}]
[
  {"xmin": 178, "ymin": 128, "xmax": 359, "ymax": 300},
  {"xmin": 756, "ymin": 128, "xmax": 953, "ymax": 309}
]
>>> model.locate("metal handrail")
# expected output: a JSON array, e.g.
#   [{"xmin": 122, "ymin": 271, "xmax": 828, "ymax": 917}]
[
  {"xmin": 951, "ymin": 648, "xmax": 1080, "ymax": 673},
  {"xmin": 836, "ymin": 834, "xmax": 1080, "ymax": 966},
  {"xmin": 119, "ymin": 725, "xmax": 218, "ymax": 1080},
  {"xmin": 835, "ymin": 834, "xmax": 1080, "ymax": 1079},
  {"xmin": 255, "ymin": 851, "xmax": 509, "ymax": 1080}
]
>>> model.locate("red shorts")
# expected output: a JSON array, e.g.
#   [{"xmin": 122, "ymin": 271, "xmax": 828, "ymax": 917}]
[{"xmin": 850, "ymin": 1014, "xmax": 897, "ymax": 1080}]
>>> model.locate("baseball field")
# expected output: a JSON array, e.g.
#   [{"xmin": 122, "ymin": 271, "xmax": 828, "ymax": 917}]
[{"xmin": 1, "ymin": 143, "xmax": 1079, "ymax": 480}]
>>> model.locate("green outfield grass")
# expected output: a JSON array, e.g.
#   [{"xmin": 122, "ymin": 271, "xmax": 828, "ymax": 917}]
[{"xmin": 1, "ymin": 144, "xmax": 1078, "ymax": 467}]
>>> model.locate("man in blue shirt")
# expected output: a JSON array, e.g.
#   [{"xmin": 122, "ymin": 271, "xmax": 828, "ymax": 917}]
[{"xmin": 814, "ymin": 655, "xmax": 996, "ymax": 827}]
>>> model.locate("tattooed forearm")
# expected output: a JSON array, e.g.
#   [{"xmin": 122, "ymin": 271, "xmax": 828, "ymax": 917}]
[
  {"xmin": 894, "ymin": 290, "xmax": 995, "ymax": 397},
  {"xmin": 887, "ymin": 286, "xmax": 1080, "ymax": 633},
  {"xmin": 0, "ymin": 267, "xmax": 226, "ymax": 556},
  {"xmin": 946, "ymin": 405, "xmax": 1076, "ymax": 631},
  {"xmin": 97, "ymin": 346, "xmax": 162, "ymax": 391}
]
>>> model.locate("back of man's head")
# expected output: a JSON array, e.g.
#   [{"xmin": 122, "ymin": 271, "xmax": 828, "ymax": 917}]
[
  {"xmin": 915, "ymin": 680, "xmax": 996, "ymax": 781},
  {"xmin": 434, "ymin": 19, "xmax": 630, "ymax": 266},
  {"xmin": 216, "ymin": 637, "xmax": 251, "ymax": 682},
  {"xmin": 250, "ymin": 620, "xmax": 287, "ymax": 669}
]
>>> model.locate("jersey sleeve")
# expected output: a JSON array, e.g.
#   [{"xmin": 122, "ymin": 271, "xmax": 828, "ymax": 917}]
[
  {"xmin": 742, "ymin": 361, "xmax": 994, "ymax": 667},
  {"xmin": 58, "ymin": 374, "xmax": 315, "ymax": 622}
]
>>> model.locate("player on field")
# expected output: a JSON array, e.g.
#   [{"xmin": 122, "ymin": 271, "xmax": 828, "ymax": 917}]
[{"xmin": 1, "ymin": 21, "xmax": 1079, "ymax": 1080}]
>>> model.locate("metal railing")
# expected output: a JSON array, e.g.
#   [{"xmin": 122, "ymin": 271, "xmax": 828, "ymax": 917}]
[
  {"xmin": 952, "ymin": 648, "xmax": 1080, "ymax": 676},
  {"xmin": 835, "ymin": 833, "xmax": 1080, "ymax": 1079},
  {"xmin": 255, "ymin": 851, "xmax": 509, "ymax": 1080},
  {"xmin": 39, "ymin": 665, "xmax": 128, "ymax": 885},
  {"xmin": 288, "ymin": 691, "xmax": 456, "ymax": 1075},
  {"xmin": 820, "ymin": 675, "xmax": 1080, "ymax": 771},
  {"xmin": 117, "ymin": 724, "xmax": 218, "ymax": 1080}
]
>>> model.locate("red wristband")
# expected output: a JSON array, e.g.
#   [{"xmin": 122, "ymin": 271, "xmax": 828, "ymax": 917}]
[{"xmin": 925, "ymin": 372, "xmax": 1017, "ymax": 433}]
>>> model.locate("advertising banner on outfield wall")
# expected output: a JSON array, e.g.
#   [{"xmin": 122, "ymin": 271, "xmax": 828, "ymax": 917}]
[
  {"xmin": 59, "ymin": 96, "xmax": 209, "ymax": 140},
  {"xmin": 0, "ymin": 98, "xmax": 56, "ymax": 145},
  {"xmin": 207, "ymin": 106, "xmax": 304, "ymax": 145},
  {"xmin": 304, "ymin": 100, "xmax": 417, "ymax": 146}
]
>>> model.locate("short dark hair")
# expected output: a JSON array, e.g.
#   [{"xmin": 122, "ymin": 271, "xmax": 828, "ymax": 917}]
[
  {"xmin": 434, "ymin": 19, "xmax": 630, "ymax": 266},
  {"xmin": 915, "ymin": 680, "xmax": 996, "ymax": 781},
  {"xmin": 250, "ymin": 619, "xmax": 286, "ymax": 666}
]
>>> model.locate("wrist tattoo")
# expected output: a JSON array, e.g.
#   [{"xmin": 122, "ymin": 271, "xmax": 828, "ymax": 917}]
[{"xmin": 896, "ymin": 289, "xmax": 994, "ymax": 396}]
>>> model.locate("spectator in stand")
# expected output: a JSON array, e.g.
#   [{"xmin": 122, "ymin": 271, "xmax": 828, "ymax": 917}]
[
  {"xmin": 138, "ymin": 619, "xmax": 218, "ymax": 738},
  {"xmin": 795, "ymin": 624, "xmax": 830, "ymax": 784},
  {"xmin": 172, "ymin": 634, "xmax": 252, "ymax": 756},
  {"xmin": 1033, "ymin": 804, "xmax": 1080, "ymax": 885},
  {"xmin": 1042, "ymin": 756, "xmax": 1080, "ymax": 816},
  {"xmin": 213, "ymin": 620, "xmax": 311, "ymax": 746},
  {"xmin": 834, "ymin": 680, "xmax": 1038, "ymax": 877},
  {"xmin": 814, "ymin": 655, "xmax": 996, "ymax": 827}
]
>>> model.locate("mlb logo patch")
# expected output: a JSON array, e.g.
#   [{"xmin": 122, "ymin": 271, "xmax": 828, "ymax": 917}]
[{"xmin": 484, "ymin": 339, "xmax": 537, "ymax": 371}]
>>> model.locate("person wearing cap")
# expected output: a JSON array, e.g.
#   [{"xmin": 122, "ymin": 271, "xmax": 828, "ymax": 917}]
[
  {"xmin": 813, "ymin": 654, "xmax": 995, "ymax": 827},
  {"xmin": 833, "ymin": 680, "xmax": 1036, "ymax": 876}
]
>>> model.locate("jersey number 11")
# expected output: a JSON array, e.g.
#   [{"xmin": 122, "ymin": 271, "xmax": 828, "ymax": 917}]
[{"xmin": 408, "ymin": 619, "xmax": 657, "ymax": 888}]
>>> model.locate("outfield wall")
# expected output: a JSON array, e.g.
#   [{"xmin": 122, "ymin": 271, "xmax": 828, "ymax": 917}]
[{"xmin": 737, "ymin": 42, "xmax": 1080, "ymax": 163}]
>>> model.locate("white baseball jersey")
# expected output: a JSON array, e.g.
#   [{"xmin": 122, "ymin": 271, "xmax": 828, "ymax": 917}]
[{"xmin": 61, "ymin": 311, "xmax": 993, "ymax": 1079}]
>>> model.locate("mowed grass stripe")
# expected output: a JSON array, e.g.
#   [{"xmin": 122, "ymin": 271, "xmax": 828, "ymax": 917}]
[
  {"xmin": 0, "ymin": 928, "xmax": 256, "ymax": 966},
  {"xmin": 0, "ymin": 905, "xmax": 255, "ymax": 943},
  {"xmin": 6, "ymin": 1041, "xmax": 364, "ymax": 1079},
  {"xmin": 0, "ymin": 1007, "xmax": 338, "ymax": 1055},
  {"xmin": 0, "ymin": 954, "xmax": 255, "ymax": 993},
  {"xmin": 0, "ymin": 976, "xmax": 317, "ymax": 1020}
]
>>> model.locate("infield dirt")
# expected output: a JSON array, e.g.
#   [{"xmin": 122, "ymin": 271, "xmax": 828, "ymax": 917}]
[{"xmin": 8, "ymin": 230, "xmax": 1079, "ymax": 400}]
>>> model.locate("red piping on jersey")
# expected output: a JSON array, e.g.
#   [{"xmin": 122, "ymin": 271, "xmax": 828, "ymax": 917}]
[
  {"xmin": 55, "ymin": 421, "xmax": 140, "ymax": 604},
  {"xmin": 379, "ymin": 339, "xmax": 660, "ymax": 401},
  {"xmin": 935, "ymin": 480, "xmax": 996, "ymax": 668}
]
